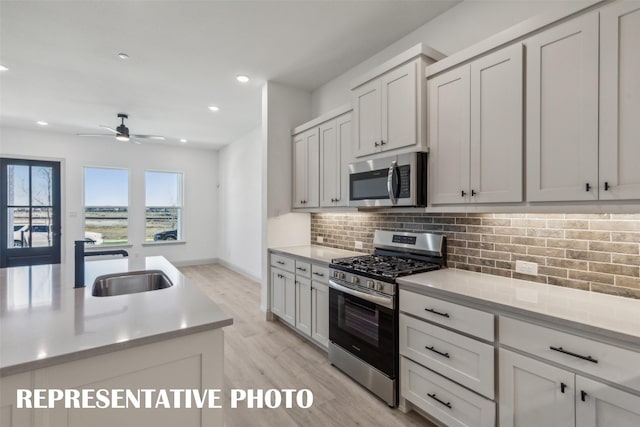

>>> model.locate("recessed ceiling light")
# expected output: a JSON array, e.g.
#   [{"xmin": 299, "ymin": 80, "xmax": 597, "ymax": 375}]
[
  {"xmin": 118, "ymin": 53, "xmax": 130, "ymax": 60},
  {"xmin": 36, "ymin": 121, "xmax": 48, "ymax": 126},
  {"xmin": 180, "ymin": 138, "xmax": 187, "ymax": 143},
  {"xmin": 0, "ymin": 65, "xmax": 8, "ymax": 72},
  {"xmin": 236, "ymin": 75, "xmax": 250, "ymax": 83},
  {"xmin": 208, "ymin": 105, "xmax": 220, "ymax": 112}
]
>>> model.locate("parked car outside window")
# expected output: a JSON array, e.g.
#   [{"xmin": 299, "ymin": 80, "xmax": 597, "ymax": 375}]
[
  {"xmin": 13, "ymin": 225, "xmax": 104, "ymax": 247},
  {"xmin": 153, "ymin": 229, "xmax": 177, "ymax": 241}
]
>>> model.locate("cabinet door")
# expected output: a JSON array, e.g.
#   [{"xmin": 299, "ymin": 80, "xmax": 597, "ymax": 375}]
[
  {"xmin": 319, "ymin": 120, "xmax": 338, "ymax": 207},
  {"xmin": 311, "ymin": 281, "xmax": 329, "ymax": 349},
  {"xmin": 381, "ymin": 61, "xmax": 417, "ymax": 152},
  {"xmin": 306, "ymin": 128, "xmax": 320, "ymax": 207},
  {"xmin": 499, "ymin": 348, "xmax": 575, "ymax": 427},
  {"xmin": 576, "ymin": 376, "xmax": 640, "ymax": 427},
  {"xmin": 428, "ymin": 65, "xmax": 471, "ymax": 204},
  {"xmin": 599, "ymin": 1, "xmax": 640, "ymax": 200},
  {"xmin": 352, "ymin": 79, "xmax": 381, "ymax": 157},
  {"xmin": 526, "ymin": 13, "xmax": 599, "ymax": 201},
  {"xmin": 336, "ymin": 113, "xmax": 351, "ymax": 207},
  {"xmin": 292, "ymin": 133, "xmax": 308, "ymax": 208},
  {"xmin": 282, "ymin": 271, "xmax": 296, "ymax": 326},
  {"xmin": 271, "ymin": 268, "xmax": 285, "ymax": 316},
  {"xmin": 295, "ymin": 276, "xmax": 311, "ymax": 336},
  {"xmin": 470, "ymin": 43, "xmax": 523, "ymax": 203}
]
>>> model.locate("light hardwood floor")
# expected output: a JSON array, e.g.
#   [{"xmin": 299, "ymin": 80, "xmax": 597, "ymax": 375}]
[{"xmin": 180, "ymin": 263, "xmax": 436, "ymax": 427}]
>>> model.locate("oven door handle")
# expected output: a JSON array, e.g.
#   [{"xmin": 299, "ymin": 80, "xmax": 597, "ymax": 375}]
[
  {"xmin": 387, "ymin": 160, "xmax": 398, "ymax": 205},
  {"xmin": 329, "ymin": 280, "xmax": 394, "ymax": 310}
]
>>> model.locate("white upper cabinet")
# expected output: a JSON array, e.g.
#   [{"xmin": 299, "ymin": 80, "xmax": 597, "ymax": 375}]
[
  {"xmin": 470, "ymin": 43, "xmax": 523, "ymax": 203},
  {"xmin": 526, "ymin": 13, "xmax": 599, "ymax": 202},
  {"xmin": 429, "ymin": 43, "xmax": 523, "ymax": 205},
  {"xmin": 351, "ymin": 44, "xmax": 440, "ymax": 160},
  {"xmin": 380, "ymin": 61, "xmax": 418, "ymax": 152},
  {"xmin": 599, "ymin": 0, "xmax": 640, "ymax": 200},
  {"xmin": 319, "ymin": 113, "xmax": 351, "ymax": 207},
  {"xmin": 353, "ymin": 60, "xmax": 422, "ymax": 158},
  {"xmin": 428, "ymin": 65, "xmax": 471, "ymax": 205},
  {"xmin": 292, "ymin": 127, "xmax": 319, "ymax": 208}
]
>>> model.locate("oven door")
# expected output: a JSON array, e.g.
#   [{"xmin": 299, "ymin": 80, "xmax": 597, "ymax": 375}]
[{"xmin": 328, "ymin": 280, "xmax": 397, "ymax": 378}]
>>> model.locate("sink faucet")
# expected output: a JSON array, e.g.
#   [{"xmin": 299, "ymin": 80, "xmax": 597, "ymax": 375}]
[{"xmin": 74, "ymin": 240, "xmax": 129, "ymax": 288}]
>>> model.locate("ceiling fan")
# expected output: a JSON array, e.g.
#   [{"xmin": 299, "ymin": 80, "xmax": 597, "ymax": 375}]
[{"xmin": 77, "ymin": 113, "xmax": 165, "ymax": 144}]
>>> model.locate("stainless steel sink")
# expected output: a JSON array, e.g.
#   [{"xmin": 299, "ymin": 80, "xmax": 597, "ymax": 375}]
[{"xmin": 92, "ymin": 270, "xmax": 173, "ymax": 297}]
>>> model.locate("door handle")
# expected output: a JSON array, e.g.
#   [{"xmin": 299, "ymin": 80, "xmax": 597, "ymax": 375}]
[{"xmin": 387, "ymin": 160, "xmax": 398, "ymax": 205}]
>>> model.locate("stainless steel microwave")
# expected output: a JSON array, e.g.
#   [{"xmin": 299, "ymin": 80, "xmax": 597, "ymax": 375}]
[{"xmin": 348, "ymin": 152, "xmax": 427, "ymax": 207}]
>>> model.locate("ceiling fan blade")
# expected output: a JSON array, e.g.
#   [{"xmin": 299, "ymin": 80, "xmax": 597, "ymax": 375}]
[
  {"xmin": 99, "ymin": 125, "xmax": 118, "ymax": 134},
  {"xmin": 131, "ymin": 134, "xmax": 165, "ymax": 140},
  {"xmin": 130, "ymin": 139, "xmax": 143, "ymax": 145},
  {"xmin": 76, "ymin": 133, "xmax": 114, "ymax": 137}
]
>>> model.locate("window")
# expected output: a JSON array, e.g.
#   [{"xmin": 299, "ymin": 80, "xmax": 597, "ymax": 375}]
[
  {"xmin": 84, "ymin": 167, "xmax": 128, "ymax": 245},
  {"xmin": 145, "ymin": 171, "xmax": 182, "ymax": 242}
]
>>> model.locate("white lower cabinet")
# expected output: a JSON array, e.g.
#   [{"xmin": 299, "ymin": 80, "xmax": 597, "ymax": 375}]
[
  {"xmin": 499, "ymin": 348, "xmax": 575, "ymax": 427},
  {"xmin": 401, "ymin": 358, "xmax": 495, "ymax": 427},
  {"xmin": 311, "ymin": 280, "xmax": 329, "ymax": 348},
  {"xmin": 269, "ymin": 252, "xmax": 330, "ymax": 350},
  {"xmin": 576, "ymin": 376, "xmax": 640, "ymax": 427},
  {"xmin": 295, "ymin": 276, "xmax": 312, "ymax": 336},
  {"xmin": 499, "ymin": 348, "xmax": 640, "ymax": 427}
]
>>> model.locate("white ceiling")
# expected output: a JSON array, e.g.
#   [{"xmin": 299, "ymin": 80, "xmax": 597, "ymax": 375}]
[{"xmin": 0, "ymin": 1, "xmax": 458, "ymax": 149}]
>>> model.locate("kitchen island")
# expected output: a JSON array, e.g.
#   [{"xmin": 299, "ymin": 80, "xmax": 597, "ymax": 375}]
[{"xmin": 0, "ymin": 256, "xmax": 233, "ymax": 427}]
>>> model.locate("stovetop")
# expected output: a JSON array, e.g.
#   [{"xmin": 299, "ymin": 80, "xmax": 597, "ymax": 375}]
[{"xmin": 331, "ymin": 254, "xmax": 442, "ymax": 280}]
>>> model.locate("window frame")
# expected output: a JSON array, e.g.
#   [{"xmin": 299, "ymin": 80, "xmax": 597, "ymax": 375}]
[
  {"xmin": 143, "ymin": 169, "xmax": 185, "ymax": 244},
  {"xmin": 82, "ymin": 165, "xmax": 131, "ymax": 246}
]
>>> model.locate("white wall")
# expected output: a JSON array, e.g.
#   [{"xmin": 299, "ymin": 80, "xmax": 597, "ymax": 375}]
[
  {"xmin": 261, "ymin": 81, "xmax": 313, "ymax": 311},
  {"xmin": 217, "ymin": 126, "xmax": 262, "ymax": 281},
  {"xmin": 1, "ymin": 126, "xmax": 219, "ymax": 266},
  {"xmin": 311, "ymin": 0, "xmax": 592, "ymax": 115}
]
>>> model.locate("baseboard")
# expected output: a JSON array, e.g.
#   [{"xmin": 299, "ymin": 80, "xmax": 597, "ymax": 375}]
[
  {"xmin": 216, "ymin": 259, "xmax": 261, "ymax": 284},
  {"xmin": 172, "ymin": 257, "xmax": 219, "ymax": 267}
]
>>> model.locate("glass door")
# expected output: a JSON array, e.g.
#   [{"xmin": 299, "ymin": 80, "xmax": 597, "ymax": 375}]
[{"xmin": 0, "ymin": 158, "xmax": 61, "ymax": 267}]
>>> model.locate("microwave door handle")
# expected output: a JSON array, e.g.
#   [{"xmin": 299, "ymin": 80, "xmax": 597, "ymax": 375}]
[{"xmin": 387, "ymin": 160, "xmax": 398, "ymax": 205}]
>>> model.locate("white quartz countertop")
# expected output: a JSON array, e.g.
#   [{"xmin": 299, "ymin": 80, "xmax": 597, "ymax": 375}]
[
  {"xmin": 0, "ymin": 256, "xmax": 233, "ymax": 376},
  {"xmin": 398, "ymin": 268, "xmax": 640, "ymax": 348},
  {"xmin": 269, "ymin": 245, "xmax": 364, "ymax": 265}
]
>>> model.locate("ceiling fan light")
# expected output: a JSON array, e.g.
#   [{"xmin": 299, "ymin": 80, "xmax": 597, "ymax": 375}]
[{"xmin": 116, "ymin": 135, "xmax": 129, "ymax": 142}]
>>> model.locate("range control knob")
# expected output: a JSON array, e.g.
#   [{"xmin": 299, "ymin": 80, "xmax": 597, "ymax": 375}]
[
  {"xmin": 352, "ymin": 276, "xmax": 360, "ymax": 284},
  {"xmin": 366, "ymin": 280, "xmax": 374, "ymax": 289},
  {"xmin": 375, "ymin": 282, "xmax": 384, "ymax": 291},
  {"xmin": 333, "ymin": 271, "xmax": 345, "ymax": 279}
]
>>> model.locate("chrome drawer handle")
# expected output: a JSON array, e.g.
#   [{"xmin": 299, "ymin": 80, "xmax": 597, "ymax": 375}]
[
  {"xmin": 550, "ymin": 346, "xmax": 598, "ymax": 364},
  {"xmin": 427, "ymin": 393, "xmax": 452, "ymax": 409},
  {"xmin": 425, "ymin": 346, "xmax": 450, "ymax": 359},
  {"xmin": 425, "ymin": 308, "xmax": 450, "ymax": 318}
]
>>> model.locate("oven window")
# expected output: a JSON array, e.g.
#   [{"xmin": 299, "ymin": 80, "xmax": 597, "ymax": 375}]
[
  {"xmin": 339, "ymin": 295, "xmax": 379, "ymax": 347},
  {"xmin": 350, "ymin": 170, "xmax": 389, "ymax": 200}
]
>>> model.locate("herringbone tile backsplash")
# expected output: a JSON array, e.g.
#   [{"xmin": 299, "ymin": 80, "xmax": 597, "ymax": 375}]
[{"xmin": 311, "ymin": 212, "xmax": 640, "ymax": 299}]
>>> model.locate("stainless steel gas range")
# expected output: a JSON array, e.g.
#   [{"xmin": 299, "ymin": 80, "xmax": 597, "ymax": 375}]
[{"xmin": 328, "ymin": 230, "xmax": 446, "ymax": 407}]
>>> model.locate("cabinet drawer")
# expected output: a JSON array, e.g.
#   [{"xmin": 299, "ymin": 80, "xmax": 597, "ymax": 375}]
[
  {"xmin": 401, "ymin": 357, "xmax": 495, "ymax": 427},
  {"xmin": 311, "ymin": 265, "xmax": 329, "ymax": 283},
  {"xmin": 399, "ymin": 290, "xmax": 494, "ymax": 341},
  {"xmin": 294, "ymin": 260, "xmax": 311, "ymax": 278},
  {"xmin": 400, "ymin": 314, "xmax": 494, "ymax": 399},
  {"xmin": 270, "ymin": 254, "xmax": 294, "ymax": 273},
  {"xmin": 500, "ymin": 316, "xmax": 640, "ymax": 393}
]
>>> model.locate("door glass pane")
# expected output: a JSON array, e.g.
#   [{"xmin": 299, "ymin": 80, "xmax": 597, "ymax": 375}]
[
  {"xmin": 31, "ymin": 166, "xmax": 53, "ymax": 206},
  {"xmin": 7, "ymin": 165, "xmax": 29, "ymax": 206},
  {"xmin": 8, "ymin": 207, "xmax": 29, "ymax": 247},
  {"xmin": 31, "ymin": 207, "xmax": 54, "ymax": 247}
]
